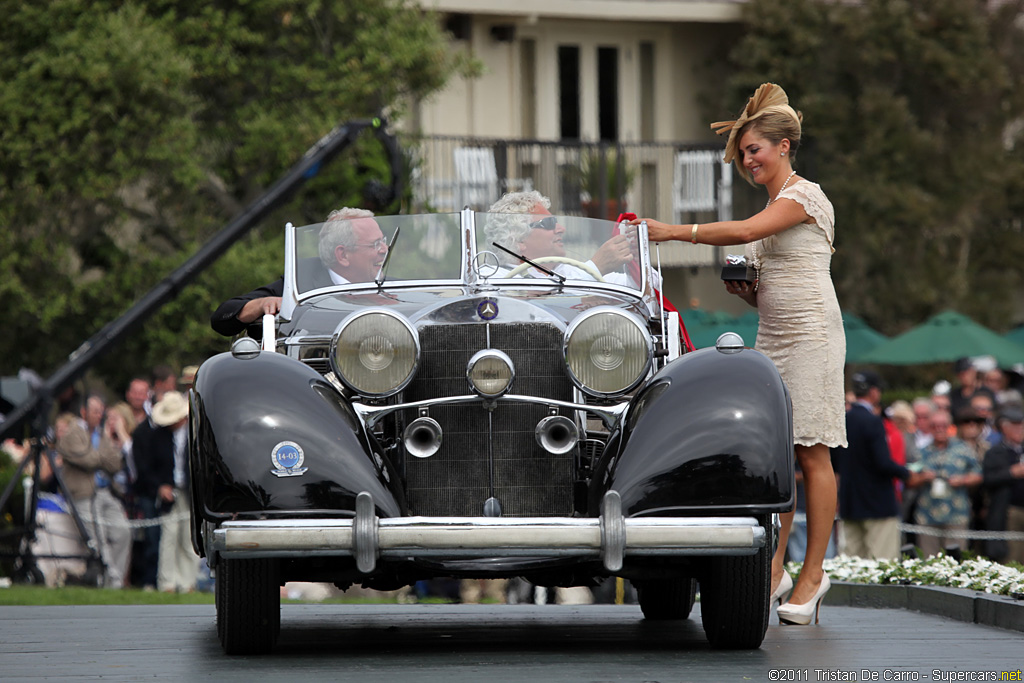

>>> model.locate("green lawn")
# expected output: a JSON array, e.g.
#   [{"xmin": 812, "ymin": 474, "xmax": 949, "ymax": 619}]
[
  {"xmin": 0, "ymin": 584, "xmax": 448, "ymax": 606},
  {"xmin": 0, "ymin": 585, "xmax": 216, "ymax": 606}
]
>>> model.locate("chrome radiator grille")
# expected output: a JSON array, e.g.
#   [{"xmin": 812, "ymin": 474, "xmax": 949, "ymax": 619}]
[{"xmin": 402, "ymin": 322, "xmax": 575, "ymax": 517}]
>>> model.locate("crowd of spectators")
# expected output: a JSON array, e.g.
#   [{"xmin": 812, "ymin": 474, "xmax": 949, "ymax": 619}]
[
  {"xmin": 2, "ymin": 364, "xmax": 204, "ymax": 592},
  {"xmin": 822, "ymin": 357, "xmax": 1024, "ymax": 564}
]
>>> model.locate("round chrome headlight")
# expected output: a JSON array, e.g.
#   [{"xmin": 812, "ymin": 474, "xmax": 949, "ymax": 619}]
[
  {"xmin": 467, "ymin": 349, "xmax": 514, "ymax": 398},
  {"xmin": 564, "ymin": 308, "xmax": 652, "ymax": 396},
  {"xmin": 330, "ymin": 310, "xmax": 418, "ymax": 397}
]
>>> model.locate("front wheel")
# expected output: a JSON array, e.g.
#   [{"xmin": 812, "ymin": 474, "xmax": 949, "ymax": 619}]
[
  {"xmin": 216, "ymin": 557, "xmax": 281, "ymax": 655},
  {"xmin": 698, "ymin": 518, "xmax": 771, "ymax": 649},
  {"xmin": 637, "ymin": 577, "xmax": 697, "ymax": 620}
]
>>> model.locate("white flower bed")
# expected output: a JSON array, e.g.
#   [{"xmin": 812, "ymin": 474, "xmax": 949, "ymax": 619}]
[{"xmin": 785, "ymin": 554, "xmax": 1024, "ymax": 596}]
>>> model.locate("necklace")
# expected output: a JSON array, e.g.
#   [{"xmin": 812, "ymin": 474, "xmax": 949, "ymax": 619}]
[{"xmin": 765, "ymin": 170, "xmax": 797, "ymax": 209}]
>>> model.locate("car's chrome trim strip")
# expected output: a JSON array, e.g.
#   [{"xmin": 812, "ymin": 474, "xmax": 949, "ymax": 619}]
[
  {"xmin": 352, "ymin": 393, "xmax": 628, "ymax": 430},
  {"xmin": 212, "ymin": 491, "xmax": 766, "ymax": 573}
]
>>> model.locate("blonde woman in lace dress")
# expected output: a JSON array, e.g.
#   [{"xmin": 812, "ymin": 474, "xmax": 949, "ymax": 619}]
[{"xmin": 630, "ymin": 83, "xmax": 846, "ymax": 625}]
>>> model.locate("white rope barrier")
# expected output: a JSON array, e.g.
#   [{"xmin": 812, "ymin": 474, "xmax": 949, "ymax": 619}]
[
  {"xmin": 66, "ymin": 509, "xmax": 191, "ymax": 529},
  {"xmin": 897, "ymin": 522, "xmax": 1024, "ymax": 542},
  {"xmin": 791, "ymin": 511, "xmax": 1024, "ymax": 542}
]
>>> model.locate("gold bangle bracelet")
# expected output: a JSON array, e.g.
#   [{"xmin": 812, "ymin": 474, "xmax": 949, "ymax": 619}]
[{"xmin": 691, "ymin": 223, "xmax": 699, "ymax": 244}]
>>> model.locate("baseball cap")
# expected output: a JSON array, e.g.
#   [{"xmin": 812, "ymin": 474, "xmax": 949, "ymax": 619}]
[{"xmin": 996, "ymin": 407, "xmax": 1024, "ymax": 425}]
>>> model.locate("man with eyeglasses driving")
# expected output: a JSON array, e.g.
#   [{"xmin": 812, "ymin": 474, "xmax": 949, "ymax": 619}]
[{"xmin": 211, "ymin": 208, "xmax": 383, "ymax": 336}]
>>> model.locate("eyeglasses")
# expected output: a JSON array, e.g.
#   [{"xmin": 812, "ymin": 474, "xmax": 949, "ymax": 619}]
[
  {"xmin": 351, "ymin": 238, "xmax": 387, "ymax": 250},
  {"xmin": 529, "ymin": 216, "xmax": 558, "ymax": 231}
]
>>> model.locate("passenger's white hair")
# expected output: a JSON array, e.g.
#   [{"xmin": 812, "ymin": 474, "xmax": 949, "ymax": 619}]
[
  {"xmin": 319, "ymin": 207, "xmax": 375, "ymax": 268},
  {"xmin": 484, "ymin": 191, "xmax": 551, "ymax": 265}
]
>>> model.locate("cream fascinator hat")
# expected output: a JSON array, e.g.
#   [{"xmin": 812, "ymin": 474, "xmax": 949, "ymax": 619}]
[{"xmin": 711, "ymin": 83, "xmax": 803, "ymax": 184}]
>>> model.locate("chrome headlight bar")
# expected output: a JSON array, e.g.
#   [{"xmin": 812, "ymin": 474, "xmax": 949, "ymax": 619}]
[{"xmin": 353, "ymin": 393, "xmax": 627, "ymax": 431}]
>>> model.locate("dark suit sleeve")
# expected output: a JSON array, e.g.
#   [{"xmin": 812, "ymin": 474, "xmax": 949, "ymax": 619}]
[
  {"xmin": 862, "ymin": 410, "xmax": 910, "ymax": 480},
  {"xmin": 983, "ymin": 444, "xmax": 1015, "ymax": 487},
  {"xmin": 154, "ymin": 430, "xmax": 176, "ymax": 489},
  {"xmin": 210, "ymin": 277, "xmax": 284, "ymax": 337},
  {"xmin": 131, "ymin": 421, "xmax": 159, "ymax": 499}
]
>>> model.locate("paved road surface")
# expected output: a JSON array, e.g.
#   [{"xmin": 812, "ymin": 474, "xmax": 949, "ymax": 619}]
[{"xmin": 2, "ymin": 603, "xmax": 1020, "ymax": 682}]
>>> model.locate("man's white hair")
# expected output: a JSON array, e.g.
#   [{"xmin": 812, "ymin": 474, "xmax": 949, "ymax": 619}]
[
  {"xmin": 319, "ymin": 207, "xmax": 375, "ymax": 268},
  {"xmin": 484, "ymin": 191, "xmax": 551, "ymax": 265}
]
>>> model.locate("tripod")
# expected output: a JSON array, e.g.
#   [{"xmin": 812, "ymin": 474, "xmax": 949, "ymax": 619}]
[{"xmin": 0, "ymin": 433, "xmax": 105, "ymax": 586}]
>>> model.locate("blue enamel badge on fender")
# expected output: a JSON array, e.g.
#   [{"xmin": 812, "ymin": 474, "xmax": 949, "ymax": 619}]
[{"xmin": 271, "ymin": 441, "xmax": 308, "ymax": 477}]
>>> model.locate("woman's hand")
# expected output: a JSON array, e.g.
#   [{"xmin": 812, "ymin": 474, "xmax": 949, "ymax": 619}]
[
  {"xmin": 628, "ymin": 218, "xmax": 677, "ymax": 243},
  {"xmin": 724, "ymin": 279, "xmax": 758, "ymax": 307}
]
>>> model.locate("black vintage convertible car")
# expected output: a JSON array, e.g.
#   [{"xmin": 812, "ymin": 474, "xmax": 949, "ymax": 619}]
[{"xmin": 189, "ymin": 209, "xmax": 794, "ymax": 654}]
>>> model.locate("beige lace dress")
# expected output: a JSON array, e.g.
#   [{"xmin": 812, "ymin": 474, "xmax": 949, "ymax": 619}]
[{"xmin": 744, "ymin": 179, "xmax": 848, "ymax": 448}]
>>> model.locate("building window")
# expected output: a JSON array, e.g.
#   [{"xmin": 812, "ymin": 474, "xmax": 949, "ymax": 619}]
[
  {"xmin": 558, "ymin": 45, "xmax": 580, "ymax": 140},
  {"xmin": 639, "ymin": 42, "xmax": 654, "ymax": 140},
  {"xmin": 521, "ymin": 39, "xmax": 537, "ymax": 139},
  {"xmin": 597, "ymin": 46, "xmax": 618, "ymax": 142}
]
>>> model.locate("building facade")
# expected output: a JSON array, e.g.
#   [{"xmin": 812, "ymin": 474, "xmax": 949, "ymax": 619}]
[{"xmin": 409, "ymin": 1, "xmax": 761, "ymax": 314}]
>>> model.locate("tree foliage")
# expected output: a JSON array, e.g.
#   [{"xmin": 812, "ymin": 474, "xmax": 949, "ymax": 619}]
[
  {"xmin": 0, "ymin": 0, "xmax": 471, "ymax": 394},
  {"xmin": 716, "ymin": 0, "xmax": 1024, "ymax": 335}
]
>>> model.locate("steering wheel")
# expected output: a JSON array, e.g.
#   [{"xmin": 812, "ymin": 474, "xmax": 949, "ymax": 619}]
[{"xmin": 505, "ymin": 257, "xmax": 605, "ymax": 282}]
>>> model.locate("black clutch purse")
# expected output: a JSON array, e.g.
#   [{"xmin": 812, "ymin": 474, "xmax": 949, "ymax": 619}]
[{"xmin": 720, "ymin": 256, "xmax": 756, "ymax": 285}]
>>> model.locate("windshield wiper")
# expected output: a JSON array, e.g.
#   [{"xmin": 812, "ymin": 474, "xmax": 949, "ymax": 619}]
[
  {"xmin": 491, "ymin": 242, "xmax": 565, "ymax": 284},
  {"xmin": 374, "ymin": 226, "xmax": 400, "ymax": 287}
]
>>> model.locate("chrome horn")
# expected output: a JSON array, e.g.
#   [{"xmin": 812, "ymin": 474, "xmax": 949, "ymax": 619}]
[
  {"xmin": 535, "ymin": 414, "xmax": 579, "ymax": 455},
  {"xmin": 404, "ymin": 416, "xmax": 442, "ymax": 458}
]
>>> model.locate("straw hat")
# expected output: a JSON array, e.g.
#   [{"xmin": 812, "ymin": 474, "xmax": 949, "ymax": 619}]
[{"xmin": 152, "ymin": 391, "xmax": 189, "ymax": 427}]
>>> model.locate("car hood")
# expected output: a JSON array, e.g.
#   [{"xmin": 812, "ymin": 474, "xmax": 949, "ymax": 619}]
[{"xmin": 280, "ymin": 286, "xmax": 650, "ymax": 338}]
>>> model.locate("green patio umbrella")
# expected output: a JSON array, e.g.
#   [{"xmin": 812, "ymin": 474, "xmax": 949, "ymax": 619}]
[
  {"xmin": 856, "ymin": 310, "xmax": 1024, "ymax": 366},
  {"xmin": 1006, "ymin": 325, "xmax": 1024, "ymax": 347},
  {"xmin": 686, "ymin": 311, "xmax": 758, "ymax": 349},
  {"xmin": 729, "ymin": 311, "xmax": 761, "ymax": 348},
  {"xmin": 681, "ymin": 310, "xmax": 739, "ymax": 349},
  {"xmin": 685, "ymin": 309, "xmax": 888, "ymax": 359},
  {"xmin": 843, "ymin": 312, "xmax": 889, "ymax": 363},
  {"xmin": 678, "ymin": 308, "xmax": 717, "ymax": 328}
]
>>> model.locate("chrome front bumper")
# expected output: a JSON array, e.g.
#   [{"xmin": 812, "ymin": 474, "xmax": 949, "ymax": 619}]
[{"xmin": 211, "ymin": 491, "xmax": 766, "ymax": 573}]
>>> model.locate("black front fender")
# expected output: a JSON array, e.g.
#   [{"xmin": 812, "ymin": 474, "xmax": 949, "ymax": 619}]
[
  {"xmin": 189, "ymin": 351, "xmax": 404, "ymax": 523},
  {"xmin": 591, "ymin": 347, "xmax": 794, "ymax": 516}
]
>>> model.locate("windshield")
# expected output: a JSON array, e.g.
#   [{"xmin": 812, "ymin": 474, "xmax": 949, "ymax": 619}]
[
  {"xmin": 294, "ymin": 214, "xmax": 463, "ymax": 294},
  {"xmin": 291, "ymin": 211, "xmax": 646, "ymax": 296},
  {"xmin": 475, "ymin": 212, "xmax": 643, "ymax": 290}
]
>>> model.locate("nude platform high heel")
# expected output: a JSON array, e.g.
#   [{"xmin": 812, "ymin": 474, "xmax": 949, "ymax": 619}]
[
  {"xmin": 777, "ymin": 573, "xmax": 830, "ymax": 625},
  {"xmin": 770, "ymin": 571, "xmax": 793, "ymax": 607}
]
